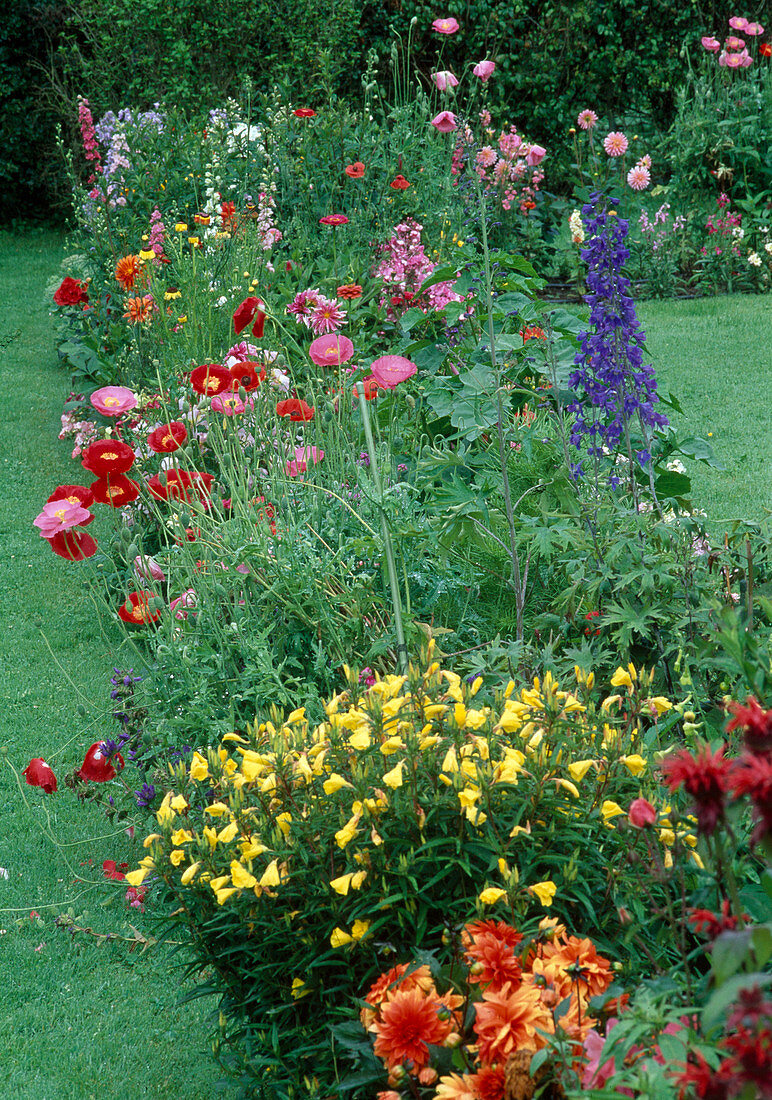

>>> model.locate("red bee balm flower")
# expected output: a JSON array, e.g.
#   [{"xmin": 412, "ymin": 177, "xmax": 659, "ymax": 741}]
[
  {"xmin": 232, "ymin": 296, "xmax": 266, "ymax": 338},
  {"xmin": 90, "ymin": 474, "xmax": 141, "ymax": 508},
  {"xmin": 725, "ymin": 696, "xmax": 772, "ymax": 753},
  {"xmin": 23, "ymin": 758, "xmax": 58, "ymax": 793},
  {"xmin": 118, "ymin": 591, "xmax": 161, "ymax": 625},
  {"xmin": 78, "ymin": 742, "xmax": 123, "ymax": 782},
  {"xmin": 660, "ymin": 744, "xmax": 731, "ymax": 836},
  {"xmin": 81, "ymin": 438, "xmax": 136, "ymax": 476},
  {"xmin": 276, "ymin": 398, "xmax": 315, "ymax": 421},
  {"xmin": 190, "ymin": 363, "xmax": 233, "ymax": 395},
  {"xmin": 319, "ymin": 214, "xmax": 349, "ymax": 226},
  {"xmin": 147, "ymin": 421, "xmax": 188, "ymax": 453}
]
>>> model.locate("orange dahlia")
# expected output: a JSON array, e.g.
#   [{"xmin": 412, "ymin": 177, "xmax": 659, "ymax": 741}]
[
  {"xmin": 473, "ymin": 981, "xmax": 551, "ymax": 1065},
  {"xmin": 115, "ymin": 254, "xmax": 142, "ymax": 290},
  {"xmin": 434, "ymin": 1073, "xmax": 479, "ymax": 1099},
  {"xmin": 372, "ymin": 986, "xmax": 452, "ymax": 1072},
  {"xmin": 463, "ymin": 920, "xmax": 523, "ymax": 990},
  {"xmin": 542, "ymin": 936, "xmax": 613, "ymax": 1001},
  {"xmin": 362, "ymin": 964, "xmax": 435, "ymax": 1028},
  {"xmin": 472, "ymin": 1064, "xmax": 506, "ymax": 1100}
]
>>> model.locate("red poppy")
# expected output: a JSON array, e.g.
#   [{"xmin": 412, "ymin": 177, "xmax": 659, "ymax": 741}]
[
  {"xmin": 53, "ymin": 276, "xmax": 89, "ymax": 307},
  {"xmin": 319, "ymin": 214, "xmax": 349, "ymax": 226},
  {"xmin": 47, "ymin": 484, "xmax": 95, "ymax": 510},
  {"xmin": 345, "ymin": 161, "xmax": 365, "ymax": 178},
  {"xmin": 23, "ymin": 758, "xmax": 58, "ymax": 793},
  {"xmin": 232, "ymin": 296, "xmax": 266, "ymax": 337},
  {"xmin": 760, "ymin": 42, "xmax": 771, "ymax": 57},
  {"xmin": 117, "ymin": 591, "xmax": 161, "ymax": 625},
  {"xmin": 390, "ymin": 174, "xmax": 410, "ymax": 190},
  {"xmin": 146, "ymin": 473, "xmax": 169, "ymax": 500},
  {"xmin": 293, "ymin": 108, "xmax": 316, "ymax": 117},
  {"xmin": 354, "ymin": 377, "xmax": 379, "ymax": 400},
  {"xmin": 78, "ymin": 742, "xmax": 124, "ymax": 781},
  {"xmin": 252, "ymin": 496, "xmax": 277, "ymax": 536},
  {"xmin": 49, "ymin": 529, "xmax": 98, "ymax": 560},
  {"xmin": 164, "ymin": 469, "xmax": 214, "ymax": 505},
  {"xmin": 337, "ymin": 283, "xmax": 363, "ymax": 299},
  {"xmin": 147, "ymin": 421, "xmax": 188, "ymax": 453},
  {"xmin": 90, "ymin": 474, "xmax": 141, "ymax": 507},
  {"xmin": 230, "ymin": 360, "xmax": 266, "ymax": 391},
  {"xmin": 276, "ymin": 398, "xmax": 315, "ymax": 421},
  {"xmin": 81, "ymin": 438, "xmax": 136, "ymax": 476},
  {"xmin": 103, "ymin": 859, "xmax": 129, "ymax": 881},
  {"xmin": 190, "ymin": 363, "xmax": 233, "ymax": 395}
]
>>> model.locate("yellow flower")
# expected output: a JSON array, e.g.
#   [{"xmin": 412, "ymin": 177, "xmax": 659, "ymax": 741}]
[
  {"xmin": 180, "ymin": 862, "xmax": 200, "ymax": 885},
  {"xmin": 156, "ymin": 791, "xmax": 175, "ymax": 826},
  {"xmin": 620, "ymin": 754, "xmax": 647, "ymax": 776},
  {"xmin": 567, "ymin": 759, "xmax": 595, "ymax": 782},
  {"xmin": 348, "ymin": 729, "xmax": 371, "ymax": 751},
  {"xmin": 329, "ymin": 869, "xmax": 367, "ymax": 895},
  {"xmin": 189, "ymin": 751, "xmax": 209, "ymax": 781},
  {"xmin": 291, "ymin": 977, "xmax": 310, "ymax": 999},
  {"xmin": 170, "ymin": 794, "xmax": 188, "ymax": 813},
  {"xmin": 646, "ymin": 696, "xmax": 672, "ymax": 715},
  {"xmin": 382, "ymin": 760, "xmax": 405, "ymax": 789},
  {"xmin": 528, "ymin": 880, "xmax": 557, "ymax": 907},
  {"xmin": 230, "ymin": 861, "xmax": 257, "ymax": 889},
  {"xmin": 479, "ymin": 887, "xmax": 507, "ymax": 904},
  {"xmin": 553, "ymin": 778, "xmax": 580, "ymax": 799},
  {"xmin": 169, "ymin": 849, "xmax": 186, "ymax": 867},
  {"xmin": 143, "ymin": 833, "xmax": 161, "ymax": 848},
  {"xmin": 170, "ymin": 828, "xmax": 193, "ymax": 845},
  {"xmin": 275, "ymin": 812, "xmax": 292, "ymax": 838},
  {"xmin": 174, "ymin": 222, "xmax": 188, "ymax": 232},
  {"xmin": 509, "ymin": 823, "xmax": 532, "ymax": 838},
  {"xmin": 215, "ymin": 887, "xmax": 238, "ymax": 905},
  {"xmin": 218, "ymin": 820, "xmax": 239, "ymax": 844},
  {"xmin": 323, "ymin": 773, "xmax": 351, "ymax": 795},
  {"xmin": 125, "ymin": 867, "xmax": 149, "ymax": 887},
  {"xmin": 351, "ymin": 919, "xmax": 371, "ymax": 941},
  {"xmin": 659, "ymin": 828, "xmax": 675, "ymax": 846},
  {"xmin": 258, "ymin": 859, "xmax": 281, "ymax": 888},
  {"xmin": 380, "ymin": 735, "xmax": 405, "ymax": 755},
  {"xmin": 330, "ymin": 927, "xmax": 353, "ymax": 948},
  {"xmin": 203, "ymin": 825, "xmax": 218, "ymax": 850},
  {"xmin": 204, "ymin": 802, "xmax": 230, "ymax": 817},
  {"xmin": 601, "ymin": 800, "xmax": 625, "ymax": 823},
  {"xmin": 240, "ymin": 836, "xmax": 266, "ymax": 860}
]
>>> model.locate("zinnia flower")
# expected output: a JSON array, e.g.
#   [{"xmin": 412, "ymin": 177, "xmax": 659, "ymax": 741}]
[
  {"xmin": 190, "ymin": 363, "xmax": 233, "ymax": 395},
  {"xmin": 123, "ymin": 294, "xmax": 155, "ymax": 323},
  {"xmin": 319, "ymin": 214, "xmax": 349, "ymax": 226},
  {"xmin": 627, "ymin": 164, "xmax": 651, "ymax": 190},
  {"xmin": 431, "ymin": 111, "xmax": 457, "ymax": 133},
  {"xmin": 473, "ymin": 59, "xmax": 496, "ymax": 81},
  {"xmin": 90, "ymin": 386, "xmax": 138, "ymax": 417},
  {"xmin": 23, "ymin": 758, "xmax": 58, "ymax": 793},
  {"xmin": 577, "ymin": 108, "xmax": 598, "ymax": 129},
  {"xmin": 81, "ymin": 438, "xmax": 136, "ymax": 476},
  {"xmin": 603, "ymin": 131, "xmax": 629, "ymax": 157},
  {"xmin": 345, "ymin": 161, "xmax": 365, "ymax": 177},
  {"xmin": 310, "ymin": 296, "xmax": 347, "ymax": 334},
  {"xmin": 370, "ymin": 355, "xmax": 417, "ymax": 388},
  {"xmin": 432, "ymin": 16, "xmax": 460, "ymax": 34},
  {"xmin": 115, "ymin": 254, "xmax": 141, "ymax": 290},
  {"xmin": 308, "ymin": 333, "xmax": 354, "ymax": 366},
  {"xmin": 117, "ymin": 591, "xmax": 160, "ymax": 626},
  {"xmin": 372, "ymin": 986, "xmax": 451, "ymax": 1071},
  {"xmin": 432, "ymin": 70, "xmax": 459, "ymax": 90},
  {"xmin": 147, "ymin": 421, "xmax": 188, "ymax": 453},
  {"xmin": 337, "ymin": 283, "xmax": 363, "ymax": 299}
]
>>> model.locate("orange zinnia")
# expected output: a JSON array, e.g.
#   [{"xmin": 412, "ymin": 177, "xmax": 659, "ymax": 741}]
[
  {"xmin": 372, "ymin": 986, "xmax": 451, "ymax": 1072},
  {"xmin": 473, "ymin": 981, "xmax": 551, "ymax": 1065},
  {"xmin": 115, "ymin": 254, "xmax": 141, "ymax": 289}
]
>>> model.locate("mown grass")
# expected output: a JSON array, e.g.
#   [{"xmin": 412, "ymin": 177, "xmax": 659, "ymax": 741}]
[{"xmin": 0, "ymin": 229, "xmax": 235, "ymax": 1099}]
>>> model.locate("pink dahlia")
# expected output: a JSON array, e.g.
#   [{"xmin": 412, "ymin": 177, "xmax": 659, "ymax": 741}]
[
  {"xmin": 627, "ymin": 164, "xmax": 651, "ymax": 190},
  {"xmin": 603, "ymin": 131, "xmax": 629, "ymax": 157},
  {"xmin": 309, "ymin": 296, "xmax": 347, "ymax": 334},
  {"xmin": 577, "ymin": 109, "xmax": 598, "ymax": 129}
]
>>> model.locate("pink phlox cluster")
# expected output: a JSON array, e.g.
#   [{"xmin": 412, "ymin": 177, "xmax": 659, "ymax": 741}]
[
  {"xmin": 373, "ymin": 219, "xmax": 464, "ymax": 321},
  {"xmin": 77, "ymin": 97, "xmax": 102, "ymax": 168}
]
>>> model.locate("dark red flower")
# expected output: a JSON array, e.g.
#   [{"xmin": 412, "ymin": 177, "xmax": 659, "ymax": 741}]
[
  {"xmin": 102, "ymin": 859, "xmax": 129, "ymax": 881},
  {"xmin": 688, "ymin": 898, "xmax": 746, "ymax": 939},
  {"xmin": 49, "ymin": 529, "xmax": 98, "ymax": 560},
  {"xmin": 190, "ymin": 363, "xmax": 233, "ymax": 395},
  {"xmin": 117, "ymin": 591, "xmax": 161, "ymax": 625},
  {"xmin": 390, "ymin": 174, "xmax": 411, "ymax": 190},
  {"xmin": 345, "ymin": 161, "xmax": 365, "ymax": 178},
  {"xmin": 759, "ymin": 42, "xmax": 771, "ymax": 57},
  {"xmin": 293, "ymin": 108, "xmax": 316, "ymax": 117},
  {"xmin": 165, "ymin": 470, "xmax": 214, "ymax": 505},
  {"xmin": 229, "ymin": 360, "xmax": 266, "ymax": 391},
  {"xmin": 670, "ymin": 1052, "xmax": 733, "ymax": 1100},
  {"xmin": 147, "ymin": 421, "xmax": 188, "ymax": 453},
  {"xmin": 146, "ymin": 473, "xmax": 169, "ymax": 500},
  {"xmin": 660, "ymin": 744, "xmax": 731, "ymax": 836},
  {"xmin": 78, "ymin": 742, "xmax": 123, "ymax": 781},
  {"xmin": 276, "ymin": 398, "xmax": 315, "ymax": 421},
  {"xmin": 81, "ymin": 438, "xmax": 136, "ymax": 476},
  {"xmin": 90, "ymin": 474, "xmax": 141, "ymax": 507},
  {"xmin": 23, "ymin": 758, "xmax": 58, "ymax": 793},
  {"xmin": 725, "ymin": 696, "xmax": 772, "ymax": 753},
  {"xmin": 319, "ymin": 214, "xmax": 349, "ymax": 226},
  {"xmin": 232, "ymin": 296, "xmax": 266, "ymax": 337},
  {"xmin": 53, "ymin": 276, "xmax": 89, "ymax": 307},
  {"xmin": 47, "ymin": 484, "xmax": 95, "ymax": 510}
]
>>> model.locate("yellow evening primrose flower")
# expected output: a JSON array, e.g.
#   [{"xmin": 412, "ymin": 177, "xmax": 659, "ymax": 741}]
[
  {"xmin": 601, "ymin": 800, "xmax": 625, "ymax": 823},
  {"xmin": 659, "ymin": 828, "xmax": 676, "ymax": 846},
  {"xmin": 230, "ymin": 861, "xmax": 257, "ymax": 889},
  {"xmin": 203, "ymin": 825, "xmax": 219, "ymax": 850},
  {"xmin": 156, "ymin": 791, "xmax": 175, "ymax": 827},
  {"xmin": 330, "ymin": 927, "xmax": 353, "ymax": 948},
  {"xmin": 180, "ymin": 862, "xmax": 200, "ymax": 885},
  {"xmin": 465, "ymin": 806, "xmax": 487, "ymax": 826},
  {"xmin": 143, "ymin": 833, "xmax": 161, "ymax": 848},
  {"xmin": 287, "ymin": 707, "xmax": 306, "ymax": 724},
  {"xmin": 567, "ymin": 759, "xmax": 595, "ymax": 782},
  {"xmin": 348, "ymin": 729, "xmax": 371, "ymax": 751},
  {"xmin": 259, "ymin": 860, "xmax": 281, "ymax": 889},
  {"xmin": 351, "ymin": 919, "xmax": 371, "ymax": 941},
  {"xmin": 335, "ymin": 813, "xmax": 361, "ymax": 849},
  {"xmin": 441, "ymin": 746, "xmax": 459, "ymax": 773},
  {"xmin": 291, "ymin": 978, "xmax": 310, "ymax": 999},
  {"xmin": 204, "ymin": 802, "xmax": 231, "ymax": 817},
  {"xmin": 169, "ymin": 849, "xmax": 186, "ymax": 867},
  {"xmin": 329, "ymin": 872, "xmax": 355, "ymax": 895},
  {"xmin": 479, "ymin": 887, "xmax": 507, "ymax": 904},
  {"xmin": 275, "ymin": 812, "xmax": 292, "ymax": 838},
  {"xmin": 528, "ymin": 880, "xmax": 557, "ymax": 907},
  {"xmin": 380, "ymin": 735, "xmax": 405, "ymax": 755},
  {"xmin": 382, "ymin": 761, "xmax": 405, "ymax": 789},
  {"xmin": 170, "ymin": 828, "xmax": 193, "ymax": 845},
  {"xmin": 209, "ymin": 876, "xmax": 230, "ymax": 894},
  {"xmin": 323, "ymin": 773, "xmax": 351, "ymax": 795},
  {"xmin": 189, "ymin": 751, "xmax": 209, "ymax": 781},
  {"xmin": 458, "ymin": 786, "xmax": 481, "ymax": 810},
  {"xmin": 424, "ymin": 703, "xmax": 448, "ymax": 718},
  {"xmin": 170, "ymin": 794, "xmax": 188, "ymax": 813},
  {"xmin": 240, "ymin": 836, "xmax": 266, "ymax": 860},
  {"xmin": 419, "ymin": 735, "xmax": 441, "ymax": 750},
  {"xmin": 646, "ymin": 696, "xmax": 672, "ymax": 715},
  {"xmin": 553, "ymin": 778, "xmax": 580, "ymax": 799},
  {"xmin": 218, "ymin": 820, "xmax": 239, "ymax": 844},
  {"xmin": 125, "ymin": 867, "xmax": 150, "ymax": 887},
  {"xmin": 620, "ymin": 754, "xmax": 647, "ymax": 776},
  {"xmin": 470, "ymin": 675, "xmax": 483, "ymax": 696},
  {"xmin": 454, "ymin": 703, "xmax": 467, "ymax": 728},
  {"xmin": 215, "ymin": 887, "xmax": 238, "ymax": 905},
  {"xmin": 510, "ymin": 823, "xmax": 532, "ymax": 838}
]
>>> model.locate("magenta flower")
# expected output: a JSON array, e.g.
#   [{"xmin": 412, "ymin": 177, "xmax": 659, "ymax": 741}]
[
  {"xmin": 370, "ymin": 355, "xmax": 417, "ymax": 389},
  {"xmin": 211, "ymin": 392, "xmax": 250, "ymax": 415},
  {"xmin": 319, "ymin": 214, "xmax": 349, "ymax": 226},
  {"xmin": 90, "ymin": 386, "xmax": 138, "ymax": 416},
  {"xmin": 603, "ymin": 131, "xmax": 629, "ymax": 157},
  {"xmin": 745, "ymin": 21, "xmax": 764, "ymax": 35},
  {"xmin": 34, "ymin": 499, "xmax": 92, "ymax": 539},
  {"xmin": 701, "ymin": 35, "xmax": 721, "ymax": 50},
  {"xmin": 133, "ymin": 555, "xmax": 166, "ymax": 582},
  {"xmin": 728, "ymin": 15, "xmax": 749, "ymax": 30},
  {"xmin": 431, "ymin": 110, "xmax": 457, "ymax": 133},
  {"xmin": 286, "ymin": 446, "xmax": 324, "ymax": 477},
  {"xmin": 432, "ymin": 16, "xmax": 459, "ymax": 34},
  {"xmin": 432, "ymin": 70, "xmax": 459, "ymax": 90},
  {"xmin": 308, "ymin": 333, "xmax": 354, "ymax": 366},
  {"xmin": 473, "ymin": 59, "xmax": 496, "ymax": 82},
  {"xmin": 577, "ymin": 108, "xmax": 598, "ymax": 129},
  {"xmin": 526, "ymin": 144, "xmax": 546, "ymax": 166},
  {"xmin": 309, "ymin": 296, "xmax": 347, "ymax": 334}
]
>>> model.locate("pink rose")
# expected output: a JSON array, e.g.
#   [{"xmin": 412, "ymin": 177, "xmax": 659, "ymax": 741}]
[
  {"xmin": 473, "ymin": 59, "xmax": 496, "ymax": 82},
  {"xmin": 90, "ymin": 386, "xmax": 138, "ymax": 417},
  {"xmin": 430, "ymin": 110, "xmax": 457, "ymax": 133},
  {"xmin": 628, "ymin": 797, "xmax": 657, "ymax": 828}
]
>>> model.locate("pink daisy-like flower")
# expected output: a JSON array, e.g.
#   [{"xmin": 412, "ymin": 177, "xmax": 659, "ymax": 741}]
[
  {"xmin": 603, "ymin": 131, "xmax": 629, "ymax": 157},
  {"xmin": 627, "ymin": 164, "xmax": 651, "ymax": 190},
  {"xmin": 637, "ymin": 153, "xmax": 652, "ymax": 169},
  {"xmin": 309, "ymin": 296, "xmax": 347, "ymax": 334},
  {"xmin": 476, "ymin": 146, "xmax": 498, "ymax": 168},
  {"xmin": 577, "ymin": 108, "xmax": 598, "ymax": 130},
  {"xmin": 287, "ymin": 289, "xmax": 321, "ymax": 325}
]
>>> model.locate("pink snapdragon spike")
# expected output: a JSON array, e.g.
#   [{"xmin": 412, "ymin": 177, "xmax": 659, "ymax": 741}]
[
  {"xmin": 34, "ymin": 499, "xmax": 92, "ymax": 539},
  {"xmin": 432, "ymin": 16, "xmax": 459, "ymax": 34},
  {"xmin": 430, "ymin": 110, "xmax": 457, "ymax": 133},
  {"xmin": 728, "ymin": 15, "xmax": 749, "ymax": 31},
  {"xmin": 701, "ymin": 35, "xmax": 721, "ymax": 51},
  {"xmin": 369, "ymin": 355, "xmax": 417, "ymax": 389},
  {"xmin": 90, "ymin": 386, "xmax": 138, "ymax": 416},
  {"xmin": 308, "ymin": 333, "xmax": 354, "ymax": 366},
  {"xmin": 286, "ymin": 446, "xmax": 324, "ymax": 478},
  {"xmin": 526, "ymin": 144, "xmax": 546, "ymax": 167},
  {"xmin": 473, "ymin": 59, "xmax": 496, "ymax": 81},
  {"xmin": 432, "ymin": 70, "xmax": 458, "ymax": 90}
]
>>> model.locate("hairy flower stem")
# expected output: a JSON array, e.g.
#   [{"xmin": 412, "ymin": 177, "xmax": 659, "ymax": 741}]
[{"xmin": 357, "ymin": 386, "xmax": 409, "ymax": 673}]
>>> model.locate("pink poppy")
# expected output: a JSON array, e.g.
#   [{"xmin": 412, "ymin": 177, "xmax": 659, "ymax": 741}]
[
  {"xmin": 170, "ymin": 589, "xmax": 198, "ymax": 620},
  {"xmin": 725, "ymin": 35, "xmax": 746, "ymax": 49},
  {"xmin": 745, "ymin": 22, "xmax": 764, "ymax": 35},
  {"xmin": 431, "ymin": 111, "xmax": 457, "ymax": 133},
  {"xmin": 308, "ymin": 333, "xmax": 354, "ymax": 366},
  {"xmin": 90, "ymin": 386, "xmax": 138, "ymax": 417},
  {"xmin": 728, "ymin": 15, "xmax": 749, "ymax": 31},
  {"xmin": 34, "ymin": 498, "xmax": 92, "ymax": 539},
  {"xmin": 526, "ymin": 144, "xmax": 546, "ymax": 166},
  {"xmin": 286, "ymin": 446, "xmax": 324, "ymax": 478},
  {"xmin": 432, "ymin": 70, "xmax": 458, "ymax": 90},
  {"xmin": 133, "ymin": 554, "xmax": 166, "ymax": 582},
  {"xmin": 473, "ymin": 60, "xmax": 496, "ymax": 82},
  {"xmin": 23, "ymin": 758, "xmax": 58, "ymax": 794},
  {"xmin": 211, "ymin": 392, "xmax": 251, "ymax": 415},
  {"xmin": 432, "ymin": 16, "xmax": 459, "ymax": 34},
  {"xmin": 370, "ymin": 355, "xmax": 417, "ymax": 389},
  {"xmin": 701, "ymin": 35, "xmax": 721, "ymax": 51}
]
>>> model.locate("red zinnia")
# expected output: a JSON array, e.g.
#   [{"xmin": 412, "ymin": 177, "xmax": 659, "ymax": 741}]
[
  {"xmin": 147, "ymin": 421, "xmax": 188, "ymax": 453},
  {"xmin": 229, "ymin": 360, "xmax": 266, "ymax": 391},
  {"xmin": 372, "ymin": 987, "xmax": 451, "ymax": 1072},
  {"xmin": 78, "ymin": 742, "xmax": 124, "ymax": 781},
  {"xmin": 660, "ymin": 744, "xmax": 731, "ymax": 836},
  {"xmin": 232, "ymin": 296, "xmax": 266, "ymax": 338},
  {"xmin": 276, "ymin": 398, "xmax": 315, "ymax": 421},
  {"xmin": 23, "ymin": 758, "xmax": 58, "ymax": 793},
  {"xmin": 81, "ymin": 438, "xmax": 136, "ymax": 476},
  {"xmin": 117, "ymin": 591, "xmax": 161, "ymax": 625},
  {"xmin": 319, "ymin": 214, "xmax": 349, "ymax": 226},
  {"xmin": 190, "ymin": 363, "xmax": 233, "ymax": 395},
  {"xmin": 53, "ymin": 276, "xmax": 89, "ymax": 307},
  {"xmin": 49, "ymin": 529, "xmax": 98, "ymax": 560},
  {"xmin": 345, "ymin": 161, "xmax": 365, "ymax": 178},
  {"xmin": 390, "ymin": 174, "xmax": 410, "ymax": 190},
  {"xmin": 90, "ymin": 474, "xmax": 141, "ymax": 508},
  {"xmin": 293, "ymin": 108, "xmax": 316, "ymax": 117}
]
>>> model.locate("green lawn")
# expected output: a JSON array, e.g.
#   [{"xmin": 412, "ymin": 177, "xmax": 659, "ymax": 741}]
[{"xmin": 0, "ymin": 229, "xmax": 235, "ymax": 1099}]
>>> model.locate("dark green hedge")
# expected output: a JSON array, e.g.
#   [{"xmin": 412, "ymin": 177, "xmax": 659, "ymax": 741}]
[{"xmin": 1, "ymin": 0, "xmax": 750, "ymax": 220}]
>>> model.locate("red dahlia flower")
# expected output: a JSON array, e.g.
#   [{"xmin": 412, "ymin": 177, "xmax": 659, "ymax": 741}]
[
  {"xmin": 49, "ymin": 529, "xmax": 98, "ymax": 560},
  {"xmin": 229, "ymin": 360, "xmax": 265, "ymax": 391},
  {"xmin": 276, "ymin": 398, "xmax": 315, "ymax": 421},
  {"xmin": 117, "ymin": 591, "xmax": 161, "ymax": 625},
  {"xmin": 78, "ymin": 742, "xmax": 123, "ymax": 781},
  {"xmin": 81, "ymin": 438, "xmax": 136, "ymax": 476},
  {"xmin": 23, "ymin": 758, "xmax": 58, "ymax": 793},
  {"xmin": 90, "ymin": 474, "xmax": 141, "ymax": 507},
  {"xmin": 53, "ymin": 277, "xmax": 89, "ymax": 307},
  {"xmin": 147, "ymin": 421, "xmax": 188, "ymax": 453},
  {"xmin": 190, "ymin": 363, "xmax": 233, "ymax": 395},
  {"xmin": 232, "ymin": 296, "xmax": 266, "ymax": 338}
]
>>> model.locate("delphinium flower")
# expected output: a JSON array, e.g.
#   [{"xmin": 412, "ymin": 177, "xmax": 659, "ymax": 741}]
[{"xmin": 567, "ymin": 193, "xmax": 668, "ymax": 480}]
